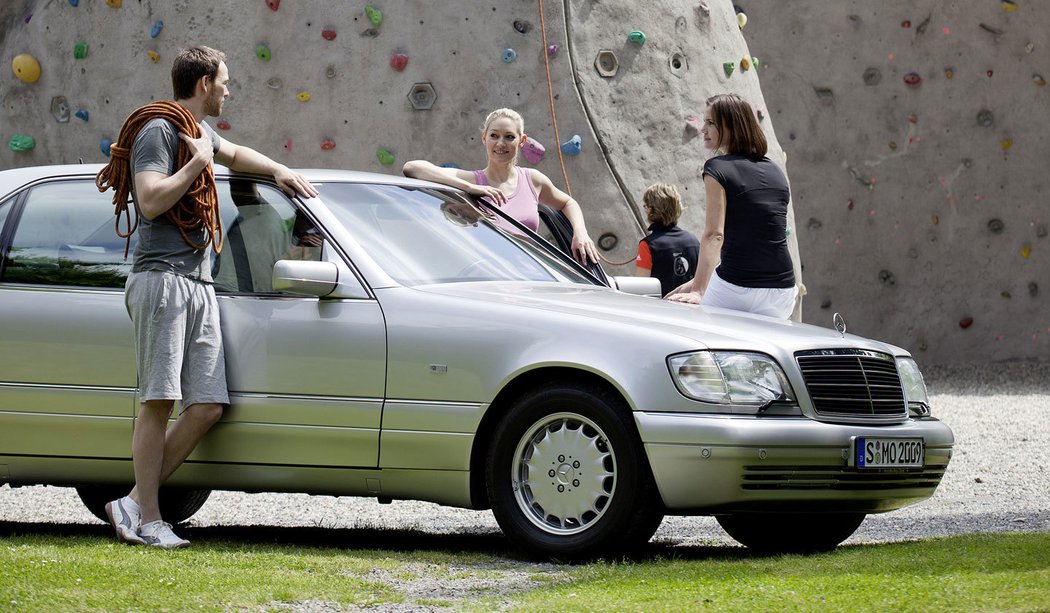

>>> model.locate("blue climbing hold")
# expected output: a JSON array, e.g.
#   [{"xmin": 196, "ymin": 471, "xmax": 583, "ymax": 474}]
[
  {"xmin": 502, "ymin": 48, "xmax": 517, "ymax": 63},
  {"xmin": 74, "ymin": 107, "xmax": 89, "ymax": 122},
  {"xmin": 69, "ymin": 0, "xmax": 78, "ymax": 6},
  {"xmin": 100, "ymin": 138, "xmax": 113, "ymax": 157},
  {"xmin": 560, "ymin": 134, "xmax": 582, "ymax": 156},
  {"xmin": 440, "ymin": 163, "xmax": 461, "ymax": 169},
  {"xmin": 150, "ymin": 20, "xmax": 163, "ymax": 38}
]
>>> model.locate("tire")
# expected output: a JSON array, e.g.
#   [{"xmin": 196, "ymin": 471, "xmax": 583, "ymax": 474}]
[
  {"xmin": 716, "ymin": 512, "xmax": 866, "ymax": 553},
  {"xmin": 486, "ymin": 382, "xmax": 664, "ymax": 560},
  {"xmin": 76, "ymin": 485, "xmax": 212, "ymax": 525}
]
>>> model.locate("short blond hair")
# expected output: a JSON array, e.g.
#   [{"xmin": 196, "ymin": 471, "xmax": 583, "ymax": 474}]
[
  {"xmin": 643, "ymin": 183, "xmax": 683, "ymax": 226},
  {"xmin": 482, "ymin": 108, "xmax": 525, "ymax": 135}
]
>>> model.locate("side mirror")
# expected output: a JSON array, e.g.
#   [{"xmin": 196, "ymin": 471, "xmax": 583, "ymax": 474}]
[
  {"xmin": 272, "ymin": 260, "xmax": 338, "ymax": 297},
  {"xmin": 611, "ymin": 275, "xmax": 662, "ymax": 298}
]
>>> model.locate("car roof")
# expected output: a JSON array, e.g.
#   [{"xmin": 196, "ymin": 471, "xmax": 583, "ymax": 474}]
[{"xmin": 0, "ymin": 164, "xmax": 455, "ymax": 196}]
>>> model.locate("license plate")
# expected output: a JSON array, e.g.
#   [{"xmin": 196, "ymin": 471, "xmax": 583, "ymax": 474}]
[{"xmin": 853, "ymin": 437, "xmax": 924, "ymax": 469}]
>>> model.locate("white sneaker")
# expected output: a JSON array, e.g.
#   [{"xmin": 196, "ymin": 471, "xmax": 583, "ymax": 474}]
[
  {"xmin": 105, "ymin": 497, "xmax": 145, "ymax": 545},
  {"xmin": 138, "ymin": 520, "xmax": 191, "ymax": 548}
]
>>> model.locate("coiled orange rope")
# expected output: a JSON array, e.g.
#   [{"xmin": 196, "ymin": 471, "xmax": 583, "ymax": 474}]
[{"xmin": 96, "ymin": 100, "xmax": 223, "ymax": 258}]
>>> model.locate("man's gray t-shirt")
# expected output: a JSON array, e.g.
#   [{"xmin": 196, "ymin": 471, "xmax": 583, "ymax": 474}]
[{"xmin": 130, "ymin": 118, "xmax": 221, "ymax": 281}]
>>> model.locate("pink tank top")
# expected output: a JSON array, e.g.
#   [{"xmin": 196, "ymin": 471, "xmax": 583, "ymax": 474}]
[{"xmin": 473, "ymin": 167, "xmax": 541, "ymax": 233}]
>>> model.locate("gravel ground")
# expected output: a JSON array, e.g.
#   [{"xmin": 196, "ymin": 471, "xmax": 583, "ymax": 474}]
[{"xmin": 2, "ymin": 362, "xmax": 1047, "ymax": 608}]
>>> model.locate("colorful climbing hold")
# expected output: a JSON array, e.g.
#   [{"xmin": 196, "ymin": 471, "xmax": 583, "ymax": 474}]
[
  {"xmin": 944, "ymin": 67, "xmax": 954, "ymax": 79},
  {"xmin": 740, "ymin": 56, "xmax": 751, "ymax": 71},
  {"xmin": 1021, "ymin": 245, "xmax": 1032, "ymax": 259},
  {"xmin": 736, "ymin": 12, "xmax": 747, "ymax": 29},
  {"xmin": 986, "ymin": 70, "xmax": 994, "ymax": 78},
  {"xmin": 723, "ymin": 61, "xmax": 735, "ymax": 78},
  {"xmin": 216, "ymin": 119, "xmax": 231, "ymax": 131},
  {"xmin": 628, "ymin": 31, "xmax": 646, "ymax": 45},
  {"xmin": 12, "ymin": 54, "xmax": 41, "ymax": 83},
  {"xmin": 150, "ymin": 20, "xmax": 163, "ymax": 39},
  {"xmin": 266, "ymin": 0, "xmax": 280, "ymax": 10},
  {"xmin": 256, "ymin": 44, "xmax": 272, "ymax": 62},
  {"xmin": 440, "ymin": 163, "xmax": 461, "ymax": 169},
  {"xmin": 522, "ymin": 136, "xmax": 546, "ymax": 165},
  {"xmin": 69, "ymin": 0, "xmax": 78, "ymax": 5},
  {"xmin": 903, "ymin": 72, "xmax": 922, "ymax": 86},
  {"xmin": 1001, "ymin": 138, "xmax": 1013, "ymax": 151},
  {"xmin": 502, "ymin": 48, "xmax": 517, "ymax": 63},
  {"xmin": 390, "ymin": 53, "xmax": 409, "ymax": 72},
  {"xmin": 296, "ymin": 91, "xmax": 311, "ymax": 102},
  {"xmin": 322, "ymin": 29, "xmax": 337, "ymax": 41},
  {"xmin": 958, "ymin": 317, "xmax": 974, "ymax": 329},
  {"xmin": 1002, "ymin": 0, "xmax": 1018, "ymax": 11},
  {"xmin": 365, "ymin": 5, "xmax": 382, "ymax": 28},
  {"xmin": 321, "ymin": 139, "xmax": 336, "ymax": 151},
  {"xmin": 376, "ymin": 147, "xmax": 395, "ymax": 166},
  {"xmin": 106, "ymin": 0, "xmax": 121, "ymax": 7},
  {"xmin": 931, "ymin": 215, "xmax": 939, "ymax": 225},
  {"xmin": 751, "ymin": 57, "xmax": 759, "ymax": 70},
  {"xmin": 8, "ymin": 134, "xmax": 35, "ymax": 152},
  {"xmin": 147, "ymin": 51, "xmax": 160, "ymax": 63},
  {"xmin": 74, "ymin": 41, "xmax": 88, "ymax": 60},
  {"xmin": 902, "ymin": 20, "xmax": 911, "ymax": 28},
  {"xmin": 1034, "ymin": 74, "xmax": 1047, "ymax": 86},
  {"xmin": 685, "ymin": 115, "xmax": 701, "ymax": 133},
  {"xmin": 100, "ymin": 138, "xmax": 113, "ymax": 156},
  {"xmin": 560, "ymin": 135, "xmax": 582, "ymax": 156},
  {"xmin": 547, "ymin": 44, "xmax": 558, "ymax": 57},
  {"xmin": 74, "ymin": 107, "xmax": 89, "ymax": 122}
]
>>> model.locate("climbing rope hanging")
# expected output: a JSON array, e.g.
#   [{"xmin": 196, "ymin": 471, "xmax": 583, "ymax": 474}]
[{"xmin": 536, "ymin": 0, "xmax": 636, "ymax": 267}]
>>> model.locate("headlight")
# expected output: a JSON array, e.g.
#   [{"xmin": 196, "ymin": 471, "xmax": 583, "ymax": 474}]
[
  {"xmin": 896, "ymin": 357, "xmax": 931, "ymax": 416},
  {"xmin": 668, "ymin": 351, "xmax": 795, "ymax": 405}
]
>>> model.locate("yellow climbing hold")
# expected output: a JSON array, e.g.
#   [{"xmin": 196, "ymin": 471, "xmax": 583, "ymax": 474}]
[
  {"xmin": 296, "ymin": 91, "xmax": 311, "ymax": 102},
  {"xmin": 1001, "ymin": 138, "xmax": 1013, "ymax": 151},
  {"xmin": 147, "ymin": 50, "xmax": 160, "ymax": 63},
  {"xmin": 1021, "ymin": 245, "xmax": 1032, "ymax": 259},
  {"xmin": 736, "ymin": 12, "xmax": 747, "ymax": 29},
  {"xmin": 740, "ymin": 56, "xmax": 751, "ymax": 71},
  {"xmin": 106, "ymin": 0, "xmax": 121, "ymax": 6},
  {"xmin": 11, "ymin": 54, "xmax": 41, "ymax": 83},
  {"xmin": 1001, "ymin": 0, "xmax": 1018, "ymax": 11},
  {"xmin": 1034, "ymin": 74, "xmax": 1047, "ymax": 86},
  {"xmin": 931, "ymin": 215, "xmax": 939, "ymax": 225}
]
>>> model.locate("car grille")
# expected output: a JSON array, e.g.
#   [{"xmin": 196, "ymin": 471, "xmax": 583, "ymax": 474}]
[
  {"xmin": 795, "ymin": 349, "xmax": 907, "ymax": 419},
  {"xmin": 742, "ymin": 465, "xmax": 946, "ymax": 491}
]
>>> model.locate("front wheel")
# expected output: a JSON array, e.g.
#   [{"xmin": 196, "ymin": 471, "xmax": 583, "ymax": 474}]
[
  {"xmin": 486, "ymin": 382, "xmax": 663, "ymax": 560},
  {"xmin": 716, "ymin": 512, "xmax": 866, "ymax": 553},
  {"xmin": 76, "ymin": 486, "xmax": 211, "ymax": 525}
]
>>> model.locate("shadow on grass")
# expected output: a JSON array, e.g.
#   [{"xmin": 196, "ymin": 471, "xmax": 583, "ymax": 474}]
[{"xmin": 0, "ymin": 519, "xmax": 759, "ymax": 563}]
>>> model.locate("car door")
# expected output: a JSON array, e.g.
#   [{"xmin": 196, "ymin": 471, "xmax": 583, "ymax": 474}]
[
  {"xmin": 194, "ymin": 178, "xmax": 385, "ymax": 469},
  {"xmin": 0, "ymin": 178, "xmax": 138, "ymax": 465}
]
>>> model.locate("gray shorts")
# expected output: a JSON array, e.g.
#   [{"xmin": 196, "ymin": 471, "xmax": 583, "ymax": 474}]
[{"xmin": 125, "ymin": 270, "xmax": 230, "ymax": 409}]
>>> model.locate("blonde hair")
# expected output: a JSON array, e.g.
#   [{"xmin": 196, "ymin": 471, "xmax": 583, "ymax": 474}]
[
  {"xmin": 482, "ymin": 108, "xmax": 525, "ymax": 136},
  {"xmin": 643, "ymin": 183, "xmax": 684, "ymax": 226}
]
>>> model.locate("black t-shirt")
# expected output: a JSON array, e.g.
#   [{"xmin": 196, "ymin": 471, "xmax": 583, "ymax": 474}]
[{"xmin": 703, "ymin": 154, "xmax": 795, "ymax": 288}]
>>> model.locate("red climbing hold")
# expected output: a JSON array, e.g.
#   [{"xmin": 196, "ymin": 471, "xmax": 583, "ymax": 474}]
[
  {"xmin": 321, "ymin": 139, "xmax": 336, "ymax": 151},
  {"xmin": 266, "ymin": 0, "xmax": 279, "ymax": 11},
  {"xmin": 216, "ymin": 119, "xmax": 231, "ymax": 131},
  {"xmin": 322, "ymin": 29, "xmax": 336, "ymax": 41},
  {"xmin": 901, "ymin": 20, "xmax": 911, "ymax": 28},
  {"xmin": 959, "ymin": 317, "xmax": 974, "ymax": 329},
  {"xmin": 390, "ymin": 53, "xmax": 408, "ymax": 72},
  {"xmin": 903, "ymin": 72, "xmax": 922, "ymax": 86},
  {"xmin": 908, "ymin": 114, "xmax": 918, "ymax": 124}
]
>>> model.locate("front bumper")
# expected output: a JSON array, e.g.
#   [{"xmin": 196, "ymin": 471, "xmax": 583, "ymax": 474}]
[{"xmin": 635, "ymin": 412, "xmax": 954, "ymax": 513}]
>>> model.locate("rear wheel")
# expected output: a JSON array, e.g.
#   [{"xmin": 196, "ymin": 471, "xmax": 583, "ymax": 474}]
[
  {"xmin": 716, "ymin": 512, "xmax": 866, "ymax": 553},
  {"xmin": 486, "ymin": 382, "xmax": 663, "ymax": 560},
  {"xmin": 76, "ymin": 486, "xmax": 211, "ymax": 525}
]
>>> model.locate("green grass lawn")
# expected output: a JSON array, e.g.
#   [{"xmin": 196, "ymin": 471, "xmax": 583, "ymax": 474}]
[{"xmin": 1, "ymin": 526, "xmax": 1047, "ymax": 612}]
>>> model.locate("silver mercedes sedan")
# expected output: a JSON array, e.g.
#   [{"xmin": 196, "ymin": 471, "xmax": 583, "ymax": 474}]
[{"xmin": 0, "ymin": 164, "xmax": 953, "ymax": 559}]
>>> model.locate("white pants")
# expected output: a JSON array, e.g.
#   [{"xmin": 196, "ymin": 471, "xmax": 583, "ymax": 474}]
[{"xmin": 702, "ymin": 271, "xmax": 798, "ymax": 319}]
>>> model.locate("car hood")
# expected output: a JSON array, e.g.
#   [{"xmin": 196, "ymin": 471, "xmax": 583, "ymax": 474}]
[{"xmin": 413, "ymin": 282, "xmax": 905, "ymax": 355}]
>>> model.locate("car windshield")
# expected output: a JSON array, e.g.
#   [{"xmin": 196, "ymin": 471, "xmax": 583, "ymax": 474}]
[{"xmin": 316, "ymin": 183, "xmax": 598, "ymax": 287}]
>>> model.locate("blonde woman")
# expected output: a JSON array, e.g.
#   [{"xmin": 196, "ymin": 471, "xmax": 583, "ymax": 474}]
[{"xmin": 402, "ymin": 108, "xmax": 598, "ymax": 264}]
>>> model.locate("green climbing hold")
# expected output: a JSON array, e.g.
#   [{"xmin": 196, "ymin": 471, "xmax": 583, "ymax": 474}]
[
  {"xmin": 255, "ymin": 43, "xmax": 272, "ymax": 62},
  {"xmin": 627, "ymin": 30, "xmax": 646, "ymax": 45},
  {"xmin": 752, "ymin": 56, "xmax": 760, "ymax": 69},
  {"xmin": 376, "ymin": 147, "xmax": 395, "ymax": 166},
  {"xmin": 8, "ymin": 134, "xmax": 35, "ymax": 152},
  {"xmin": 723, "ymin": 61, "xmax": 735, "ymax": 78},
  {"xmin": 365, "ymin": 5, "xmax": 382, "ymax": 29},
  {"xmin": 73, "ymin": 41, "xmax": 88, "ymax": 60}
]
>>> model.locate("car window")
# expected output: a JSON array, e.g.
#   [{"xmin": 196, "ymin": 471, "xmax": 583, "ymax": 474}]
[
  {"xmin": 1, "ymin": 180, "xmax": 135, "ymax": 288},
  {"xmin": 212, "ymin": 179, "xmax": 324, "ymax": 294},
  {"xmin": 317, "ymin": 183, "xmax": 597, "ymax": 287}
]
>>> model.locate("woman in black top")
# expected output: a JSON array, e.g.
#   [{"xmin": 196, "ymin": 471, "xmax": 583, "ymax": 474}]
[{"xmin": 666, "ymin": 94, "xmax": 797, "ymax": 318}]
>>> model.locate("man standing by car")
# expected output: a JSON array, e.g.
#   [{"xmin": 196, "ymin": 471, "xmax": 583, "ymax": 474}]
[{"xmin": 96, "ymin": 45, "xmax": 317, "ymax": 548}]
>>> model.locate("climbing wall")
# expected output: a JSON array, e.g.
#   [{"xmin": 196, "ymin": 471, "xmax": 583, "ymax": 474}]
[
  {"xmin": 740, "ymin": 0, "xmax": 1049, "ymax": 364},
  {"xmin": 1, "ymin": 0, "xmax": 799, "ymax": 306}
]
